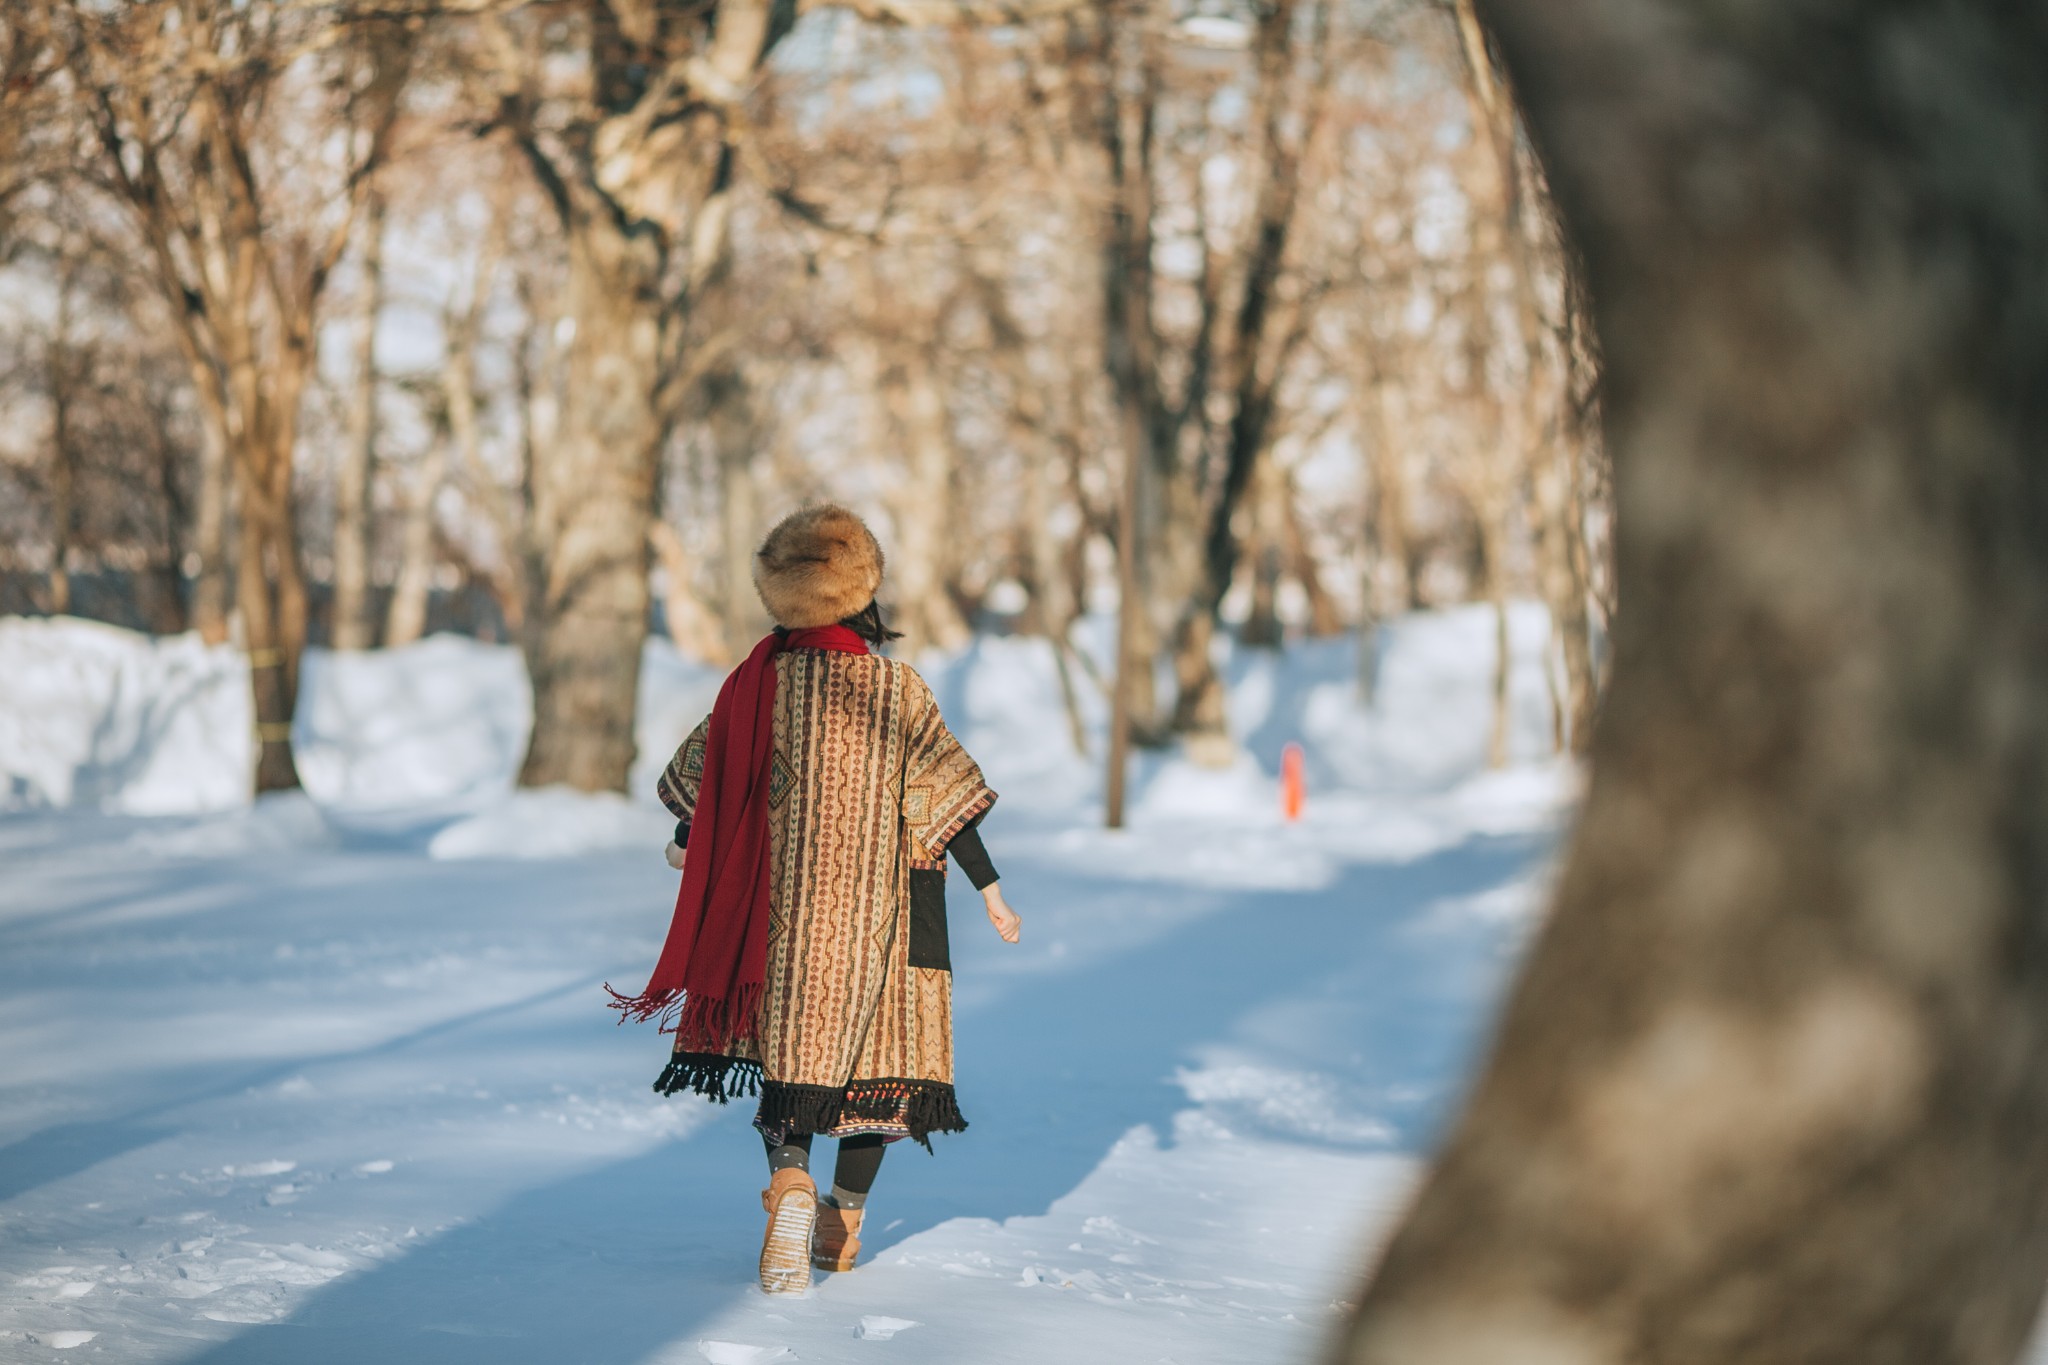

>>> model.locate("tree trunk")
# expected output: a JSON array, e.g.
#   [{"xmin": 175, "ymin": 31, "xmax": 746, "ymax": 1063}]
[
  {"xmin": 1532, "ymin": 436, "xmax": 1595, "ymax": 752},
  {"xmin": 1165, "ymin": 0, "xmax": 1327, "ymax": 745},
  {"xmin": 516, "ymin": 218, "xmax": 662, "ymax": 794},
  {"xmin": 884, "ymin": 349, "xmax": 970, "ymax": 660},
  {"xmin": 1335, "ymin": 3, "xmax": 2048, "ymax": 1363},
  {"xmin": 1280, "ymin": 461, "xmax": 1344, "ymax": 638},
  {"xmin": 649, "ymin": 519, "xmax": 728, "ymax": 665},
  {"xmin": 1474, "ymin": 503, "xmax": 1513, "ymax": 771},
  {"xmin": 719, "ymin": 440, "xmax": 761, "ymax": 659},
  {"xmin": 236, "ymin": 436, "xmax": 308, "ymax": 794},
  {"xmin": 387, "ymin": 254, "xmax": 487, "ymax": 650},
  {"xmin": 1239, "ymin": 460, "xmax": 1285, "ymax": 650},
  {"xmin": 701, "ymin": 364, "xmax": 764, "ymax": 662},
  {"xmin": 1366, "ymin": 380, "xmax": 1416, "ymax": 616},
  {"xmin": 1104, "ymin": 384, "xmax": 1144, "ymax": 830},
  {"xmin": 45, "ymin": 332, "xmax": 73, "ymax": 618},
  {"xmin": 332, "ymin": 184, "xmax": 383, "ymax": 651},
  {"xmin": 382, "ymin": 437, "xmax": 446, "ymax": 649},
  {"xmin": 189, "ymin": 415, "xmax": 232, "ymax": 645},
  {"xmin": 1092, "ymin": 7, "xmax": 1172, "ymax": 749},
  {"xmin": 143, "ymin": 415, "xmax": 191, "ymax": 635}
]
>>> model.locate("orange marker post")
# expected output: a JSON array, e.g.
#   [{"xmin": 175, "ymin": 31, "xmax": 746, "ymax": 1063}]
[{"xmin": 1281, "ymin": 742, "xmax": 1306, "ymax": 822}]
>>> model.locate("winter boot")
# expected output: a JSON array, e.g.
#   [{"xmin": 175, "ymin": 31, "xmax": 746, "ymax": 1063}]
[
  {"xmin": 759, "ymin": 1168, "xmax": 817, "ymax": 1294},
  {"xmin": 812, "ymin": 1198, "xmax": 864, "ymax": 1272}
]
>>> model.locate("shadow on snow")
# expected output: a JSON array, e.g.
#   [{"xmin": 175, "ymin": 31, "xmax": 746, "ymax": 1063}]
[{"xmin": 168, "ymin": 830, "xmax": 1542, "ymax": 1365}]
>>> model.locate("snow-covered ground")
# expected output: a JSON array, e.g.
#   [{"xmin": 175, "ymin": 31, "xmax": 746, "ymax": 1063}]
[{"xmin": 0, "ymin": 607, "xmax": 1576, "ymax": 1363}]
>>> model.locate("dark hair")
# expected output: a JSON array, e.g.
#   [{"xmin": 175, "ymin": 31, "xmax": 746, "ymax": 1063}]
[{"xmin": 839, "ymin": 599, "xmax": 903, "ymax": 649}]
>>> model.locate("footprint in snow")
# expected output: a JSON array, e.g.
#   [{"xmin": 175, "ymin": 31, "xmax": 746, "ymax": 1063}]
[
  {"xmin": 696, "ymin": 1343, "xmax": 791, "ymax": 1364},
  {"xmin": 855, "ymin": 1316, "xmax": 920, "ymax": 1341}
]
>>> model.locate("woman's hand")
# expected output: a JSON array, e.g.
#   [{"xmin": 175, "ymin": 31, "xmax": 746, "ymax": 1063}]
[
  {"xmin": 664, "ymin": 841, "xmax": 688, "ymax": 871},
  {"xmin": 983, "ymin": 883, "xmax": 1021, "ymax": 944}
]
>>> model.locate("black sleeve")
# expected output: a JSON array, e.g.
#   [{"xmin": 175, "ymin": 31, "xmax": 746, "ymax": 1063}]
[
  {"xmin": 947, "ymin": 812, "xmax": 999, "ymax": 890},
  {"xmin": 674, "ymin": 819, "xmax": 690, "ymax": 846}
]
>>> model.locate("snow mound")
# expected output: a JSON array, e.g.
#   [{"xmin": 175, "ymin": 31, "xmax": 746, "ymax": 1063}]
[
  {"xmin": 0, "ymin": 617, "xmax": 724, "ymax": 818},
  {"xmin": 294, "ymin": 635, "xmax": 530, "ymax": 808},
  {"xmin": 697, "ymin": 1344, "xmax": 791, "ymax": 1364},
  {"xmin": 427, "ymin": 787, "xmax": 674, "ymax": 861},
  {"xmin": 855, "ymin": 1315, "xmax": 920, "ymax": 1340},
  {"xmin": 130, "ymin": 793, "xmax": 336, "ymax": 857},
  {"xmin": 0, "ymin": 616, "xmax": 250, "ymax": 814},
  {"xmin": 34, "ymin": 1331, "xmax": 98, "ymax": 1349}
]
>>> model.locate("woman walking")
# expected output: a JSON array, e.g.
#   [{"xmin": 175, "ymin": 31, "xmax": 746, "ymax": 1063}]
[{"xmin": 609, "ymin": 504, "xmax": 1022, "ymax": 1295}]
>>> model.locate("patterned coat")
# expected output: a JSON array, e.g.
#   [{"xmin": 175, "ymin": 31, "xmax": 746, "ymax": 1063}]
[{"xmin": 652, "ymin": 647, "xmax": 995, "ymax": 1146}]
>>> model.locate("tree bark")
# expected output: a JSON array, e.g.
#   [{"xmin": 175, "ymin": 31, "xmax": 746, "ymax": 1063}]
[
  {"xmin": 1104, "ymin": 369, "xmax": 1143, "ymax": 830},
  {"xmin": 1365, "ymin": 379, "xmax": 1415, "ymax": 619},
  {"xmin": 1479, "ymin": 506, "xmax": 1512, "ymax": 770},
  {"xmin": 1335, "ymin": 3, "xmax": 2048, "ymax": 1363},
  {"xmin": 44, "ymin": 286, "xmax": 74, "ymax": 617},
  {"xmin": 1532, "ymin": 435, "xmax": 1594, "ymax": 750},
  {"xmin": 382, "ymin": 436, "xmax": 447, "ymax": 649},
  {"xmin": 143, "ymin": 412, "xmax": 190, "ymax": 635},
  {"xmin": 515, "ymin": 215, "xmax": 664, "ymax": 793},
  {"xmin": 884, "ymin": 347, "xmax": 970, "ymax": 660},
  {"xmin": 1092, "ymin": 4, "xmax": 1171, "ymax": 750},
  {"xmin": 699, "ymin": 364, "xmax": 763, "ymax": 662},
  {"xmin": 332, "ymin": 183, "xmax": 384, "ymax": 651}
]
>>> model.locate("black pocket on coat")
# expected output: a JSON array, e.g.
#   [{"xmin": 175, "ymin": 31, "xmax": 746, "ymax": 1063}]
[{"xmin": 908, "ymin": 868, "xmax": 951, "ymax": 971}]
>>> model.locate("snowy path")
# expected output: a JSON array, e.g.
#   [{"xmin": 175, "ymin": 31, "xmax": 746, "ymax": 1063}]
[{"xmin": 0, "ymin": 791, "xmax": 1553, "ymax": 1364}]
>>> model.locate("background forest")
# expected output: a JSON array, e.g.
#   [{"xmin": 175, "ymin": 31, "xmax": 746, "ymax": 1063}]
[{"xmin": 0, "ymin": 0, "xmax": 1607, "ymax": 806}]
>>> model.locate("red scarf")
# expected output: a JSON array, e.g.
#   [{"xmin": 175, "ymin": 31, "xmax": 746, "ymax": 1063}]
[{"xmin": 607, "ymin": 625, "xmax": 870, "ymax": 1047}]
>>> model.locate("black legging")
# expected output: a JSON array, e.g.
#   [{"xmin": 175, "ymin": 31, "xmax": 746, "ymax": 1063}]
[{"xmin": 763, "ymin": 1131, "xmax": 886, "ymax": 1196}]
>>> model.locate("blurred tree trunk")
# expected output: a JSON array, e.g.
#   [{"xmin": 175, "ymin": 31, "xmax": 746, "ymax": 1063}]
[
  {"xmin": 187, "ymin": 398, "xmax": 232, "ymax": 645},
  {"xmin": 1166, "ymin": 0, "xmax": 1332, "ymax": 751},
  {"xmin": 142, "ymin": 404, "xmax": 190, "ymax": 635},
  {"xmin": 388, "ymin": 227, "xmax": 496, "ymax": 650},
  {"xmin": 332, "ymin": 183, "xmax": 384, "ymax": 651},
  {"xmin": 1475, "ymin": 482, "xmax": 1513, "ymax": 770},
  {"xmin": 1280, "ymin": 461, "xmax": 1344, "ymax": 639},
  {"xmin": 382, "ymin": 437, "xmax": 447, "ymax": 650},
  {"xmin": 44, "ymin": 276, "xmax": 75, "ymax": 617},
  {"xmin": 883, "ymin": 345, "xmax": 970, "ymax": 660},
  {"xmin": 1364, "ymin": 379, "xmax": 1416, "ymax": 617},
  {"xmin": 1239, "ymin": 458, "xmax": 1286, "ymax": 649},
  {"xmin": 1090, "ymin": 3, "xmax": 1169, "ymax": 758},
  {"xmin": 1335, "ymin": 3, "xmax": 2048, "ymax": 1363},
  {"xmin": 707, "ymin": 368, "xmax": 764, "ymax": 662},
  {"xmin": 648, "ymin": 519, "xmax": 728, "ymax": 664}
]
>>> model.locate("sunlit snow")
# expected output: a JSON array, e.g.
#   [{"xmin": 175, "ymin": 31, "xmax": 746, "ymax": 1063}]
[{"xmin": 1, "ymin": 607, "xmax": 1572, "ymax": 1363}]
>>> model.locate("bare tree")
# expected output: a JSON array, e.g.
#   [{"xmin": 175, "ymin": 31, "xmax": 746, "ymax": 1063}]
[
  {"xmin": 1335, "ymin": 3, "xmax": 2048, "ymax": 1363},
  {"xmin": 452, "ymin": 0, "xmax": 804, "ymax": 791},
  {"xmin": 332, "ymin": 182, "xmax": 387, "ymax": 651},
  {"xmin": 48, "ymin": 0, "xmax": 412, "ymax": 790}
]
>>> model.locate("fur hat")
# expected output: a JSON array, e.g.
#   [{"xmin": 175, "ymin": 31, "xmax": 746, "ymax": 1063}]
[{"xmin": 753, "ymin": 504, "xmax": 885, "ymax": 629}]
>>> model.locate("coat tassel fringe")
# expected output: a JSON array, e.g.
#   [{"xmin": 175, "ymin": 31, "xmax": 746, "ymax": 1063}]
[{"xmin": 654, "ymin": 1052, "xmax": 968, "ymax": 1150}]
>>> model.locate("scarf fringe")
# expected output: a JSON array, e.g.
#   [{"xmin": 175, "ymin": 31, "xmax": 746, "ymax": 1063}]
[
  {"xmin": 606, "ymin": 983, "xmax": 762, "ymax": 1047},
  {"xmin": 654, "ymin": 1060, "xmax": 968, "ymax": 1152},
  {"xmin": 604, "ymin": 983, "xmax": 681, "ymax": 1028}
]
